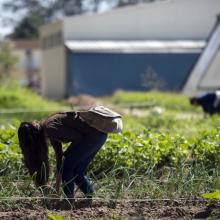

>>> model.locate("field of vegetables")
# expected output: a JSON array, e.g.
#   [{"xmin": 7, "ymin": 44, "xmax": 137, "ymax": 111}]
[{"xmin": 0, "ymin": 85, "xmax": 220, "ymax": 219}]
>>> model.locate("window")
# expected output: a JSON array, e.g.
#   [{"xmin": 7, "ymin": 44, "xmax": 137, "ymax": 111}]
[{"xmin": 41, "ymin": 31, "xmax": 63, "ymax": 50}]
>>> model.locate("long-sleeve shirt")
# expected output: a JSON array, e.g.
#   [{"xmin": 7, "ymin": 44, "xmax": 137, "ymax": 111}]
[
  {"xmin": 41, "ymin": 111, "xmax": 97, "ymax": 143},
  {"xmin": 40, "ymin": 111, "xmax": 100, "ymax": 171},
  {"xmin": 196, "ymin": 93, "xmax": 220, "ymax": 115}
]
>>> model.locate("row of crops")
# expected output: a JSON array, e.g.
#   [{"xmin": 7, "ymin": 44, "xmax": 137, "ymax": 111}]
[
  {"xmin": 0, "ymin": 122, "xmax": 220, "ymax": 175},
  {"xmin": 0, "ymin": 84, "xmax": 220, "ymax": 201}
]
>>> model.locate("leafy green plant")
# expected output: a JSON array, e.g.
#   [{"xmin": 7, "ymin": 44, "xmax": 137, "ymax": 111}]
[
  {"xmin": 1, "ymin": 123, "xmax": 220, "ymax": 178},
  {"xmin": 0, "ymin": 89, "xmax": 220, "ymax": 208},
  {"xmin": 202, "ymin": 190, "xmax": 220, "ymax": 200},
  {"xmin": 48, "ymin": 213, "xmax": 67, "ymax": 220}
]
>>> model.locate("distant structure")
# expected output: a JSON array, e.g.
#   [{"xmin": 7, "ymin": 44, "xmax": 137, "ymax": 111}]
[
  {"xmin": 183, "ymin": 16, "xmax": 220, "ymax": 96},
  {"xmin": 40, "ymin": 0, "xmax": 220, "ymax": 99},
  {"xmin": 11, "ymin": 39, "xmax": 41, "ymax": 89}
]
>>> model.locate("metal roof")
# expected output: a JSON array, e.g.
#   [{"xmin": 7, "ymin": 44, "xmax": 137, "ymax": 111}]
[{"xmin": 65, "ymin": 40, "xmax": 205, "ymax": 53}]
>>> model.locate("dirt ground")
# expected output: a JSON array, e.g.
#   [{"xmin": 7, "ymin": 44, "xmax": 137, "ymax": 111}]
[{"xmin": 0, "ymin": 200, "xmax": 219, "ymax": 219}]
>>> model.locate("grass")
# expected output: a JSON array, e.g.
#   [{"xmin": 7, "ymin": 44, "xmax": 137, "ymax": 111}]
[
  {"xmin": 0, "ymin": 81, "xmax": 70, "ymax": 124},
  {"xmin": 0, "ymin": 163, "xmax": 219, "ymax": 209},
  {"xmin": 93, "ymin": 165, "xmax": 220, "ymax": 200},
  {"xmin": 105, "ymin": 90, "xmax": 201, "ymax": 112},
  {"xmin": 0, "ymin": 81, "xmax": 62, "ymax": 109},
  {"xmin": 124, "ymin": 111, "xmax": 220, "ymax": 140}
]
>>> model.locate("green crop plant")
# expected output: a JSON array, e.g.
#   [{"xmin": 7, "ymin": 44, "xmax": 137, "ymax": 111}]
[
  {"xmin": 0, "ymin": 89, "xmax": 220, "ymax": 208},
  {"xmin": 202, "ymin": 190, "xmax": 220, "ymax": 200},
  {"xmin": 48, "ymin": 213, "xmax": 68, "ymax": 220}
]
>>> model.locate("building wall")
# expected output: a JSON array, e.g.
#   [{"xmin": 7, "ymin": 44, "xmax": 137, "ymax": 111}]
[
  {"xmin": 41, "ymin": 0, "xmax": 220, "ymax": 98},
  {"xmin": 64, "ymin": 0, "xmax": 220, "ymax": 41},
  {"xmin": 67, "ymin": 51, "xmax": 200, "ymax": 96},
  {"xmin": 40, "ymin": 21, "xmax": 66, "ymax": 99}
]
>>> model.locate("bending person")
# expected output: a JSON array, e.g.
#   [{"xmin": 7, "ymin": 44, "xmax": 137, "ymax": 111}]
[
  {"xmin": 18, "ymin": 111, "xmax": 108, "ymax": 199},
  {"xmin": 190, "ymin": 90, "xmax": 220, "ymax": 115}
]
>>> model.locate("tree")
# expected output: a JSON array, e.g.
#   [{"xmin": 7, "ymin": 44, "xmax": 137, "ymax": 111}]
[
  {"xmin": 3, "ymin": 0, "xmax": 156, "ymax": 22},
  {"xmin": 3, "ymin": 0, "xmax": 91, "ymax": 22},
  {"xmin": 9, "ymin": 14, "xmax": 44, "ymax": 39}
]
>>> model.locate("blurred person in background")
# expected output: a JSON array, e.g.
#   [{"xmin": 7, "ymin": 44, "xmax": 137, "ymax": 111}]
[{"xmin": 189, "ymin": 89, "xmax": 220, "ymax": 115}]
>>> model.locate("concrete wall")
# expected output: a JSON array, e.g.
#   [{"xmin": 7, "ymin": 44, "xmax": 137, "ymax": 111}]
[
  {"xmin": 41, "ymin": 46, "xmax": 66, "ymax": 99},
  {"xmin": 40, "ymin": 21, "xmax": 66, "ymax": 99},
  {"xmin": 64, "ymin": 0, "xmax": 220, "ymax": 41}
]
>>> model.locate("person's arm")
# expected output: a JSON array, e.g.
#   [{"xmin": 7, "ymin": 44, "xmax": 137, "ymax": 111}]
[{"xmin": 50, "ymin": 139, "xmax": 63, "ymax": 192}]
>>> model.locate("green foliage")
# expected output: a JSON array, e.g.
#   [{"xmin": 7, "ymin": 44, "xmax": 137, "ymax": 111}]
[
  {"xmin": 91, "ymin": 128, "xmax": 220, "ymax": 173},
  {"xmin": 0, "ymin": 89, "xmax": 219, "ymax": 202},
  {"xmin": 0, "ymin": 83, "xmax": 61, "ymax": 109},
  {"xmin": 3, "ymin": 0, "xmax": 153, "ymax": 24},
  {"xmin": 202, "ymin": 190, "xmax": 220, "ymax": 200},
  {"xmin": 192, "ymin": 128, "xmax": 220, "ymax": 168},
  {"xmin": 130, "ymin": 112, "xmax": 220, "ymax": 140},
  {"xmin": 0, "ymin": 83, "xmax": 68, "ymax": 124},
  {"xmin": 10, "ymin": 14, "xmax": 43, "ymax": 39},
  {"xmin": 48, "ymin": 213, "xmax": 67, "ymax": 220},
  {"xmin": 4, "ymin": 0, "xmax": 88, "ymax": 23},
  {"xmin": 106, "ymin": 90, "xmax": 199, "ymax": 112},
  {"xmin": 1, "ymin": 122, "xmax": 219, "ymax": 179},
  {"xmin": 0, "ymin": 124, "xmax": 21, "ymax": 176}
]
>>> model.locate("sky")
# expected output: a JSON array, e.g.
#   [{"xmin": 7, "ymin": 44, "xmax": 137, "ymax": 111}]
[
  {"xmin": 0, "ymin": 0, "xmax": 27, "ymax": 39},
  {"xmin": 0, "ymin": 0, "xmax": 12, "ymax": 38}
]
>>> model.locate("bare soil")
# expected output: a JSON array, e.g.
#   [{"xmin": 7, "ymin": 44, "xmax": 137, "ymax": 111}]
[{"xmin": 0, "ymin": 200, "xmax": 219, "ymax": 219}]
